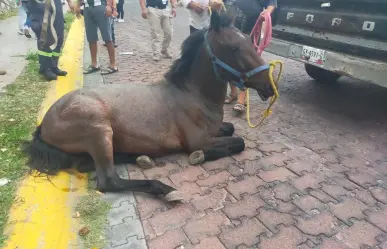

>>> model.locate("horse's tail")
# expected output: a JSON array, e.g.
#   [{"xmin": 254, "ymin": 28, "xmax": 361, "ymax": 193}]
[{"xmin": 22, "ymin": 125, "xmax": 74, "ymax": 175}]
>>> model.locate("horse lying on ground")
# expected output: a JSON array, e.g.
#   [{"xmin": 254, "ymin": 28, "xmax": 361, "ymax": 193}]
[{"xmin": 23, "ymin": 12, "xmax": 277, "ymax": 202}]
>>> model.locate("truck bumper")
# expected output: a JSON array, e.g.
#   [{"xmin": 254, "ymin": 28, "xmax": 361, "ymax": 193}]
[{"xmin": 265, "ymin": 38, "xmax": 387, "ymax": 88}]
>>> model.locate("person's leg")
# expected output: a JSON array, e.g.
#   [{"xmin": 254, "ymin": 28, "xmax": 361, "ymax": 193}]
[
  {"xmin": 18, "ymin": 4, "xmax": 26, "ymax": 34},
  {"xmin": 160, "ymin": 9, "xmax": 172, "ymax": 58},
  {"xmin": 225, "ymin": 83, "xmax": 238, "ymax": 104},
  {"xmin": 147, "ymin": 7, "xmax": 163, "ymax": 61},
  {"xmin": 21, "ymin": 3, "xmax": 31, "ymax": 38},
  {"xmin": 95, "ymin": 5, "xmax": 117, "ymax": 71},
  {"xmin": 83, "ymin": 6, "xmax": 100, "ymax": 73},
  {"xmin": 233, "ymin": 90, "xmax": 246, "ymax": 113},
  {"xmin": 51, "ymin": 11, "xmax": 66, "ymax": 76}
]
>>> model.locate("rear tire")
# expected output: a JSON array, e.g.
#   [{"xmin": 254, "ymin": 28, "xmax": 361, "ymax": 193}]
[{"xmin": 304, "ymin": 64, "xmax": 341, "ymax": 83}]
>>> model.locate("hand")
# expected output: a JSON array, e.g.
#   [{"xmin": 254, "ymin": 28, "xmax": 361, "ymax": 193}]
[
  {"xmin": 67, "ymin": 1, "xmax": 76, "ymax": 12},
  {"xmin": 188, "ymin": 1, "xmax": 204, "ymax": 14},
  {"xmin": 141, "ymin": 8, "xmax": 148, "ymax": 19},
  {"xmin": 105, "ymin": 5, "xmax": 113, "ymax": 16},
  {"xmin": 74, "ymin": 5, "xmax": 81, "ymax": 18},
  {"xmin": 171, "ymin": 7, "xmax": 176, "ymax": 17}
]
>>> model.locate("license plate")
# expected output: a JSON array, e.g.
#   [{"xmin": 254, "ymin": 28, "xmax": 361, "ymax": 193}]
[{"xmin": 301, "ymin": 46, "xmax": 326, "ymax": 65}]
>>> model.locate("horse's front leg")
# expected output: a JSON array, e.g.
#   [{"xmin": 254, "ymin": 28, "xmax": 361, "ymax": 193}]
[
  {"xmin": 215, "ymin": 122, "xmax": 235, "ymax": 137},
  {"xmin": 89, "ymin": 130, "xmax": 182, "ymax": 202},
  {"xmin": 188, "ymin": 136, "xmax": 245, "ymax": 165}
]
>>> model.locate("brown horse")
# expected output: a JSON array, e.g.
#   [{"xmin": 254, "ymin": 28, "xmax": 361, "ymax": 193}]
[{"xmin": 23, "ymin": 12, "xmax": 276, "ymax": 202}]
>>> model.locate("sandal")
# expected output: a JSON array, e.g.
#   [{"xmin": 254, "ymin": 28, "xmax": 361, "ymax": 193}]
[
  {"xmin": 225, "ymin": 94, "xmax": 237, "ymax": 104},
  {"xmin": 101, "ymin": 66, "xmax": 118, "ymax": 75},
  {"xmin": 233, "ymin": 102, "xmax": 245, "ymax": 113},
  {"xmin": 83, "ymin": 65, "xmax": 100, "ymax": 74}
]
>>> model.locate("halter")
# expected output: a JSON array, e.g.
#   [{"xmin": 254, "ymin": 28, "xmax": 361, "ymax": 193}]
[{"xmin": 203, "ymin": 30, "xmax": 270, "ymax": 90}]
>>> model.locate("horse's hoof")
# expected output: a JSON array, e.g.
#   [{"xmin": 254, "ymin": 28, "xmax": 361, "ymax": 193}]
[
  {"xmin": 136, "ymin": 155, "xmax": 155, "ymax": 169},
  {"xmin": 188, "ymin": 150, "xmax": 205, "ymax": 165},
  {"xmin": 165, "ymin": 190, "xmax": 184, "ymax": 202}
]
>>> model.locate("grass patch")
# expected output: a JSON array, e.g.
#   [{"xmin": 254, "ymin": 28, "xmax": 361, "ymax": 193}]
[
  {"xmin": 0, "ymin": 11, "xmax": 76, "ymax": 246},
  {"xmin": 76, "ymin": 191, "xmax": 111, "ymax": 249},
  {"xmin": 64, "ymin": 11, "xmax": 75, "ymax": 33},
  {"xmin": 0, "ymin": 51, "xmax": 46, "ymax": 246},
  {"xmin": 0, "ymin": 8, "xmax": 18, "ymax": 20}
]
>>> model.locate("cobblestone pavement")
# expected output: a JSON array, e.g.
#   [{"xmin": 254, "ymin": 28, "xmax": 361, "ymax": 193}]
[{"xmin": 95, "ymin": 1, "xmax": 387, "ymax": 248}]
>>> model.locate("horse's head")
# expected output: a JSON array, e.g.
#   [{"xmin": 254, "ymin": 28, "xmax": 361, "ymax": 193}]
[{"xmin": 205, "ymin": 11, "xmax": 276, "ymax": 101}]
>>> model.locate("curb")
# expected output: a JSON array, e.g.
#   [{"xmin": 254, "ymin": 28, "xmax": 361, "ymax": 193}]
[{"xmin": 3, "ymin": 17, "xmax": 87, "ymax": 249}]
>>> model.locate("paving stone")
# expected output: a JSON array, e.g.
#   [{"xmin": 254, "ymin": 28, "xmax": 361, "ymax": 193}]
[
  {"xmin": 107, "ymin": 201, "xmax": 138, "ymax": 226},
  {"xmin": 177, "ymin": 182, "xmax": 204, "ymax": 201},
  {"xmin": 259, "ymin": 226, "xmax": 308, "ymax": 249},
  {"xmin": 285, "ymin": 161, "xmax": 316, "ymax": 176},
  {"xmin": 259, "ymin": 167, "xmax": 297, "ymax": 183},
  {"xmin": 169, "ymin": 166, "xmax": 208, "ymax": 187},
  {"xmin": 105, "ymin": 236, "xmax": 147, "ymax": 249},
  {"xmin": 316, "ymin": 237, "xmax": 350, "ymax": 249},
  {"xmin": 241, "ymin": 160, "xmax": 262, "ymax": 175},
  {"xmin": 291, "ymin": 173, "xmax": 325, "ymax": 193},
  {"xmin": 223, "ymin": 193, "xmax": 266, "ymax": 219},
  {"xmin": 228, "ymin": 163, "xmax": 245, "ymax": 177},
  {"xmin": 196, "ymin": 171, "xmax": 231, "ymax": 188},
  {"xmin": 226, "ymin": 175, "xmax": 265, "ymax": 200},
  {"xmin": 272, "ymin": 182, "xmax": 300, "ymax": 202},
  {"xmin": 142, "ymin": 219, "xmax": 156, "ymax": 240},
  {"xmin": 107, "ymin": 218, "xmax": 145, "ymax": 247},
  {"xmin": 258, "ymin": 153, "xmax": 291, "ymax": 169},
  {"xmin": 143, "ymin": 162, "xmax": 181, "ymax": 179},
  {"xmin": 147, "ymin": 229, "xmax": 191, "ymax": 249},
  {"xmin": 329, "ymin": 197, "xmax": 369, "ymax": 225},
  {"xmin": 102, "ymin": 191, "xmax": 136, "ymax": 208},
  {"xmin": 370, "ymin": 187, "xmax": 387, "ymax": 204},
  {"xmin": 293, "ymin": 195, "xmax": 328, "ymax": 215},
  {"xmin": 321, "ymin": 183, "xmax": 350, "ymax": 201},
  {"xmin": 148, "ymin": 204, "xmax": 195, "ymax": 236},
  {"xmin": 192, "ymin": 237, "xmax": 226, "ymax": 249},
  {"xmin": 309, "ymin": 189, "xmax": 337, "ymax": 204},
  {"xmin": 135, "ymin": 193, "xmax": 168, "ymax": 220},
  {"xmin": 295, "ymin": 212, "xmax": 340, "ymax": 236},
  {"xmin": 231, "ymin": 149, "xmax": 262, "ymax": 162},
  {"xmin": 347, "ymin": 171, "xmax": 379, "ymax": 189},
  {"xmin": 257, "ymin": 208, "xmax": 295, "ymax": 233},
  {"xmin": 354, "ymin": 189, "xmax": 378, "ymax": 206},
  {"xmin": 191, "ymin": 188, "xmax": 227, "ymax": 213},
  {"xmin": 257, "ymin": 142, "xmax": 290, "ymax": 154},
  {"xmin": 202, "ymin": 157, "xmax": 235, "ymax": 172},
  {"xmin": 183, "ymin": 211, "xmax": 230, "ymax": 244},
  {"xmin": 219, "ymin": 218, "xmax": 269, "ymax": 249},
  {"xmin": 336, "ymin": 220, "xmax": 384, "ymax": 249},
  {"xmin": 367, "ymin": 205, "xmax": 387, "ymax": 233}
]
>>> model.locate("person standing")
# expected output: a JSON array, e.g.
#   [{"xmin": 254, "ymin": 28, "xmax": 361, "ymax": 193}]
[
  {"xmin": 26, "ymin": 0, "xmax": 75, "ymax": 81},
  {"xmin": 224, "ymin": 0, "xmax": 278, "ymax": 113},
  {"xmin": 116, "ymin": 0, "xmax": 124, "ymax": 22},
  {"xmin": 16, "ymin": 0, "xmax": 31, "ymax": 38},
  {"xmin": 139, "ymin": 0, "xmax": 177, "ymax": 61},
  {"xmin": 75, "ymin": 0, "xmax": 118, "ymax": 75}
]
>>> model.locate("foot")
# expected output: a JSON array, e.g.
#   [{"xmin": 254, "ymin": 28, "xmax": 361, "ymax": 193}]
[
  {"xmin": 118, "ymin": 19, "xmax": 124, "ymax": 23},
  {"xmin": 136, "ymin": 155, "xmax": 155, "ymax": 169},
  {"xmin": 17, "ymin": 29, "xmax": 24, "ymax": 35},
  {"xmin": 225, "ymin": 94, "xmax": 237, "ymax": 104},
  {"xmin": 161, "ymin": 50, "xmax": 173, "ymax": 59},
  {"xmin": 83, "ymin": 65, "xmax": 100, "ymax": 74},
  {"xmin": 42, "ymin": 69, "xmax": 58, "ymax": 81},
  {"xmin": 188, "ymin": 150, "xmax": 205, "ymax": 165},
  {"xmin": 233, "ymin": 102, "xmax": 245, "ymax": 113},
  {"xmin": 165, "ymin": 190, "xmax": 184, "ymax": 202},
  {"xmin": 52, "ymin": 67, "xmax": 68, "ymax": 76},
  {"xmin": 24, "ymin": 28, "xmax": 31, "ymax": 38},
  {"xmin": 153, "ymin": 54, "xmax": 160, "ymax": 61},
  {"xmin": 100, "ymin": 66, "xmax": 118, "ymax": 75}
]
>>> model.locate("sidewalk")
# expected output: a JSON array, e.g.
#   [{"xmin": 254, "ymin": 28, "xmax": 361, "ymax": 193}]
[{"xmin": 0, "ymin": 14, "xmax": 36, "ymax": 90}]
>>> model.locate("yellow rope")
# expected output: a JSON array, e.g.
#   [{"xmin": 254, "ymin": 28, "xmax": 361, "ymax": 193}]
[{"xmin": 246, "ymin": 60, "xmax": 283, "ymax": 128}]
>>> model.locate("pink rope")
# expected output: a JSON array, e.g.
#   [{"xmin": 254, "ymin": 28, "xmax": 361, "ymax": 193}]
[{"xmin": 250, "ymin": 10, "xmax": 272, "ymax": 56}]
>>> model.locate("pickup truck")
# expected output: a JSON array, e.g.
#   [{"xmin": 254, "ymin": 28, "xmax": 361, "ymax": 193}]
[{"xmin": 266, "ymin": 0, "xmax": 387, "ymax": 87}]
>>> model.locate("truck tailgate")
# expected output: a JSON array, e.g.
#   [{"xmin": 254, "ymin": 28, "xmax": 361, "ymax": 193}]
[{"xmin": 273, "ymin": 0, "xmax": 387, "ymax": 60}]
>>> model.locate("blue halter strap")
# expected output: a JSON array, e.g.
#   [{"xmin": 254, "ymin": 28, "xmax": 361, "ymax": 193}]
[{"xmin": 203, "ymin": 30, "xmax": 270, "ymax": 90}]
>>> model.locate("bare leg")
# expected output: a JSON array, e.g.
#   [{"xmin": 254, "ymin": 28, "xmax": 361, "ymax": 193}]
[
  {"xmin": 189, "ymin": 137, "xmax": 245, "ymax": 165},
  {"xmin": 215, "ymin": 122, "xmax": 235, "ymax": 137},
  {"xmin": 89, "ymin": 42, "xmax": 98, "ymax": 67},
  {"xmin": 105, "ymin": 41, "xmax": 116, "ymax": 68}
]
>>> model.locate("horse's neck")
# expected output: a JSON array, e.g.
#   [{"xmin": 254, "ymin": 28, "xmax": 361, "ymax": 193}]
[{"xmin": 187, "ymin": 55, "xmax": 228, "ymax": 107}]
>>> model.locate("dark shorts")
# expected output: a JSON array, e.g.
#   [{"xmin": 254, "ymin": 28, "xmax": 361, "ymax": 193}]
[{"xmin": 84, "ymin": 5, "xmax": 112, "ymax": 42}]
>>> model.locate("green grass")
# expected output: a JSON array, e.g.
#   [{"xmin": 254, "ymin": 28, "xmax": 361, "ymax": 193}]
[
  {"xmin": 0, "ymin": 8, "xmax": 18, "ymax": 20},
  {"xmin": 76, "ymin": 191, "xmax": 111, "ymax": 249},
  {"xmin": 0, "ymin": 11, "xmax": 76, "ymax": 246}
]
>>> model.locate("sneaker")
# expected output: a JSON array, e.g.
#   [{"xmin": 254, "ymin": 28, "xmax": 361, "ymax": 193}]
[
  {"xmin": 153, "ymin": 54, "xmax": 160, "ymax": 61},
  {"xmin": 118, "ymin": 19, "xmax": 124, "ymax": 23},
  {"xmin": 17, "ymin": 29, "xmax": 24, "ymax": 35},
  {"xmin": 24, "ymin": 28, "xmax": 31, "ymax": 38},
  {"xmin": 161, "ymin": 50, "xmax": 173, "ymax": 59}
]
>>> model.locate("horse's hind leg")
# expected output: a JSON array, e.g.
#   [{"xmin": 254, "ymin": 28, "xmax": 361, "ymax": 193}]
[
  {"xmin": 89, "ymin": 130, "xmax": 182, "ymax": 202},
  {"xmin": 188, "ymin": 137, "xmax": 245, "ymax": 165},
  {"xmin": 215, "ymin": 122, "xmax": 235, "ymax": 137}
]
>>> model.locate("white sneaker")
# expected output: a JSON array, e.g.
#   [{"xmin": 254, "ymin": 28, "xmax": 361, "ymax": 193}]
[
  {"xmin": 153, "ymin": 54, "xmax": 160, "ymax": 61},
  {"xmin": 17, "ymin": 29, "xmax": 24, "ymax": 35},
  {"xmin": 118, "ymin": 19, "xmax": 124, "ymax": 23}
]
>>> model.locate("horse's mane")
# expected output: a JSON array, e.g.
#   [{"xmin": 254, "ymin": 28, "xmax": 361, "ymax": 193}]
[{"xmin": 164, "ymin": 12, "xmax": 233, "ymax": 88}]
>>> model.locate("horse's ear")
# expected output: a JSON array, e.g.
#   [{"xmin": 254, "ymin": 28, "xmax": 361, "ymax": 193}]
[{"xmin": 210, "ymin": 10, "xmax": 221, "ymax": 31}]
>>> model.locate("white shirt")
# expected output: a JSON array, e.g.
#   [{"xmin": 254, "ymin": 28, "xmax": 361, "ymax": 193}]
[{"xmin": 180, "ymin": 0, "xmax": 211, "ymax": 30}]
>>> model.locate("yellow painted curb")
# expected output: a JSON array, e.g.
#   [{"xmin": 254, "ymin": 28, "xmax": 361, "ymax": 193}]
[{"xmin": 3, "ymin": 17, "xmax": 88, "ymax": 249}]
